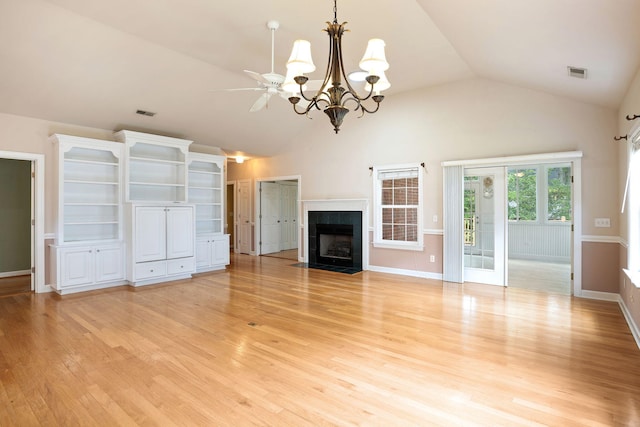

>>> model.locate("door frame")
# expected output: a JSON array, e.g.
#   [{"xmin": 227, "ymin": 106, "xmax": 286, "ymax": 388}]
[
  {"xmin": 226, "ymin": 180, "xmax": 235, "ymax": 249},
  {"xmin": 0, "ymin": 150, "xmax": 46, "ymax": 293},
  {"xmin": 255, "ymin": 175, "xmax": 301, "ymax": 259},
  {"xmin": 443, "ymin": 151, "xmax": 583, "ymax": 295}
]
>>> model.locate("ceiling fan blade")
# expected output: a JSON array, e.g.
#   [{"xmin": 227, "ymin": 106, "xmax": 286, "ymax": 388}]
[
  {"xmin": 210, "ymin": 87, "xmax": 264, "ymax": 93},
  {"xmin": 249, "ymin": 92, "xmax": 273, "ymax": 113},
  {"xmin": 225, "ymin": 87, "xmax": 265, "ymax": 92},
  {"xmin": 244, "ymin": 70, "xmax": 269, "ymax": 85}
]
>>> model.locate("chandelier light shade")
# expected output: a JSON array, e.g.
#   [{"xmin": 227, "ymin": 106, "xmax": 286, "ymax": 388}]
[{"xmin": 285, "ymin": 0, "xmax": 390, "ymax": 133}]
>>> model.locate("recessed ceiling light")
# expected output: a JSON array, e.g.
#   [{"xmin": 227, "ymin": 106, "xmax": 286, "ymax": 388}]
[
  {"xmin": 136, "ymin": 109, "xmax": 156, "ymax": 117},
  {"xmin": 567, "ymin": 66, "xmax": 587, "ymax": 79}
]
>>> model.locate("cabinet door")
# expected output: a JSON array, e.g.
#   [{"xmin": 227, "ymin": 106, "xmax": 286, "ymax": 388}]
[
  {"xmin": 94, "ymin": 245, "xmax": 124, "ymax": 283},
  {"xmin": 212, "ymin": 235, "xmax": 230, "ymax": 266},
  {"xmin": 195, "ymin": 238, "xmax": 211, "ymax": 268},
  {"xmin": 166, "ymin": 207, "xmax": 194, "ymax": 259},
  {"xmin": 61, "ymin": 247, "xmax": 93, "ymax": 287},
  {"xmin": 135, "ymin": 207, "xmax": 167, "ymax": 262}
]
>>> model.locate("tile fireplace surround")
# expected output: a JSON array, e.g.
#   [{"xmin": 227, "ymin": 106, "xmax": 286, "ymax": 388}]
[{"xmin": 302, "ymin": 199, "xmax": 369, "ymax": 271}]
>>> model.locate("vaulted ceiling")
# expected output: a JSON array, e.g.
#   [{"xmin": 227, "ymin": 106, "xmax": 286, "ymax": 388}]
[{"xmin": 1, "ymin": 0, "xmax": 639, "ymax": 158}]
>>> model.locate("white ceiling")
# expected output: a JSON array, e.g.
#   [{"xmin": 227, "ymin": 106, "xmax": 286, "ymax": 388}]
[{"xmin": 1, "ymin": 0, "xmax": 639, "ymax": 158}]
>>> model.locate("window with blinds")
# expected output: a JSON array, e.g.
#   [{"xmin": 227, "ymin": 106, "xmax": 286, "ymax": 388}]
[{"xmin": 373, "ymin": 165, "xmax": 423, "ymax": 249}]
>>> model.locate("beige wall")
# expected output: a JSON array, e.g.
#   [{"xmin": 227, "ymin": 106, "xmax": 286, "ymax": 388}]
[{"xmin": 229, "ymin": 77, "xmax": 619, "ymax": 284}]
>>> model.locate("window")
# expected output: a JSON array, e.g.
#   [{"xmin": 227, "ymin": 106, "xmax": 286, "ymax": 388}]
[
  {"xmin": 507, "ymin": 168, "xmax": 537, "ymax": 221},
  {"xmin": 373, "ymin": 164, "xmax": 423, "ymax": 249},
  {"xmin": 626, "ymin": 134, "xmax": 640, "ymax": 283},
  {"xmin": 507, "ymin": 164, "xmax": 572, "ymax": 223},
  {"xmin": 547, "ymin": 166, "xmax": 572, "ymax": 221}
]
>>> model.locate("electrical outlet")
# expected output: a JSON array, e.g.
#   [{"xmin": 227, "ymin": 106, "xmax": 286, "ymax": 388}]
[
  {"xmin": 430, "ymin": 255, "xmax": 436, "ymax": 263},
  {"xmin": 433, "ymin": 215, "xmax": 438, "ymax": 223},
  {"xmin": 594, "ymin": 218, "xmax": 610, "ymax": 228}
]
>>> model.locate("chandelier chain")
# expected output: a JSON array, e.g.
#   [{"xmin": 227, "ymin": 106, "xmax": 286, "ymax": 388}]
[{"xmin": 333, "ymin": 0, "xmax": 338, "ymax": 24}]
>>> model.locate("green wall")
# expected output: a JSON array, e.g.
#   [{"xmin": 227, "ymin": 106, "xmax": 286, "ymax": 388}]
[{"xmin": 0, "ymin": 158, "xmax": 31, "ymax": 273}]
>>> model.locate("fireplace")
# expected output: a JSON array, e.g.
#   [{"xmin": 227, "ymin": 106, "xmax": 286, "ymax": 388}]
[{"xmin": 308, "ymin": 210, "xmax": 362, "ymax": 273}]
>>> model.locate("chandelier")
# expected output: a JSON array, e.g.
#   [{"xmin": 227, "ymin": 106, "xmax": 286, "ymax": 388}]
[{"xmin": 283, "ymin": 0, "xmax": 390, "ymax": 133}]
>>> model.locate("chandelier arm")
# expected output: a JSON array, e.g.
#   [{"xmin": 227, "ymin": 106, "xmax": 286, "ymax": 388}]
[
  {"xmin": 291, "ymin": 99, "xmax": 318, "ymax": 116},
  {"xmin": 296, "ymin": 84, "xmax": 316, "ymax": 103},
  {"xmin": 357, "ymin": 100, "xmax": 382, "ymax": 115},
  {"xmin": 314, "ymin": 97, "xmax": 331, "ymax": 110}
]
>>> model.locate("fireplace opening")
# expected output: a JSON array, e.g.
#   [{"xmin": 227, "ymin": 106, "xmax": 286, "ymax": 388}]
[
  {"xmin": 307, "ymin": 210, "xmax": 363, "ymax": 273},
  {"xmin": 317, "ymin": 224, "xmax": 353, "ymax": 267}
]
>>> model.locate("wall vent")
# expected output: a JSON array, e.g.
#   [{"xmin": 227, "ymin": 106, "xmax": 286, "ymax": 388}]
[
  {"xmin": 136, "ymin": 109, "xmax": 156, "ymax": 117},
  {"xmin": 567, "ymin": 66, "xmax": 587, "ymax": 79}
]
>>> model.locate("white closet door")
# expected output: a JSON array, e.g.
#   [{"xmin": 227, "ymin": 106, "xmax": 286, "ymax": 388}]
[{"xmin": 260, "ymin": 182, "xmax": 281, "ymax": 254}]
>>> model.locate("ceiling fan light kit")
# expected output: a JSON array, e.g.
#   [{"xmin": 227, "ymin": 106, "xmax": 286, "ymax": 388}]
[{"xmin": 285, "ymin": 0, "xmax": 390, "ymax": 133}]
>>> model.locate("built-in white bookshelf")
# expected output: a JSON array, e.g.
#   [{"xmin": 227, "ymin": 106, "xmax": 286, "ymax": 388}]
[
  {"xmin": 116, "ymin": 130, "xmax": 192, "ymax": 203},
  {"xmin": 52, "ymin": 135, "xmax": 123, "ymax": 243},
  {"xmin": 188, "ymin": 152, "xmax": 229, "ymax": 272},
  {"xmin": 188, "ymin": 154, "xmax": 224, "ymax": 235},
  {"xmin": 50, "ymin": 134, "xmax": 127, "ymax": 295}
]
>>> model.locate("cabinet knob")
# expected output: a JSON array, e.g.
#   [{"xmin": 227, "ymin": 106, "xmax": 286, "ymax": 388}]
[
  {"xmin": 96, "ymin": 249, "xmax": 100, "ymax": 253},
  {"xmin": 150, "ymin": 269, "xmax": 154, "ymax": 272},
  {"xmin": 89, "ymin": 250, "xmax": 92, "ymax": 253}
]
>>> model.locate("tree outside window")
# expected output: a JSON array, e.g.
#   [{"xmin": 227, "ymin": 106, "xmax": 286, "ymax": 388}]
[
  {"xmin": 547, "ymin": 166, "xmax": 572, "ymax": 221},
  {"xmin": 508, "ymin": 168, "xmax": 537, "ymax": 221}
]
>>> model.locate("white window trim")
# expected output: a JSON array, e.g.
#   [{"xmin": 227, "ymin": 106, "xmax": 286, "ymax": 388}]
[
  {"xmin": 625, "ymin": 124, "xmax": 640, "ymax": 288},
  {"xmin": 372, "ymin": 162, "xmax": 424, "ymax": 251}
]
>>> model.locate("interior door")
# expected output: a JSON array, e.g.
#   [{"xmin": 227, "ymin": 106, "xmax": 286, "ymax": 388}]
[
  {"xmin": 280, "ymin": 183, "xmax": 298, "ymax": 250},
  {"xmin": 260, "ymin": 182, "xmax": 281, "ymax": 254},
  {"xmin": 237, "ymin": 179, "xmax": 252, "ymax": 254},
  {"xmin": 463, "ymin": 167, "xmax": 506, "ymax": 286}
]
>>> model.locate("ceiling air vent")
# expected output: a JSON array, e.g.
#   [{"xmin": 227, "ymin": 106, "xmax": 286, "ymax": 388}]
[
  {"xmin": 567, "ymin": 66, "xmax": 587, "ymax": 79},
  {"xmin": 136, "ymin": 109, "xmax": 156, "ymax": 117}
]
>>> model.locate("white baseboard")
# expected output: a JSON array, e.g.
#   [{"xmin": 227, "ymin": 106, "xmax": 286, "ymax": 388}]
[
  {"xmin": 579, "ymin": 290, "xmax": 620, "ymax": 302},
  {"xmin": 619, "ymin": 297, "xmax": 640, "ymax": 350},
  {"xmin": 580, "ymin": 290, "xmax": 640, "ymax": 350},
  {"xmin": 0, "ymin": 270, "xmax": 30, "ymax": 279},
  {"xmin": 367, "ymin": 265, "xmax": 443, "ymax": 281}
]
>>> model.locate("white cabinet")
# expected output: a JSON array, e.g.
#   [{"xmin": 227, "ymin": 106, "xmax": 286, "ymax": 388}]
[
  {"xmin": 188, "ymin": 153, "xmax": 229, "ymax": 272},
  {"xmin": 50, "ymin": 134, "xmax": 126, "ymax": 294},
  {"xmin": 127, "ymin": 205, "xmax": 196, "ymax": 286},
  {"xmin": 196, "ymin": 234, "xmax": 230, "ymax": 272},
  {"xmin": 50, "ymin": 243, "xmax": 125, "ymax": 294},
  {"xmin": 116, "ymin": 130, "xmax": 192, "ymax": 203}
]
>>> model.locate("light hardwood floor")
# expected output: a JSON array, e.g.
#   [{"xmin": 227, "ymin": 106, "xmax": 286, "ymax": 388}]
[
  {"xmin": 0, "ymin": 274, "xmax": 30, "ymax": 297},
  {"xmin": 508, "ymin": 259, "xmax": 572, "ymax": 294},
  {"xmin": 1, "ymin": 254, "xmax": 638, "ymax": 426}
]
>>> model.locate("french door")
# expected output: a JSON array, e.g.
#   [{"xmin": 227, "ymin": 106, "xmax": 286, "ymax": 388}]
[{"xmin": 463, "ymin": 167, "xmax": 506, "ymax": 286}]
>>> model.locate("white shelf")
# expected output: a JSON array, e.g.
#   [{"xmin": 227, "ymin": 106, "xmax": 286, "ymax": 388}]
[
  {"xmin": 52, "ymin": 134, "xmax": 124, "ymax": 245},
  {"xmin": 117, "ymin": 133, "xmax": 192, "ymax": 203},
  {"xmin": 188, "ymin": 153, "xmax": 225, "ymax": 236}
]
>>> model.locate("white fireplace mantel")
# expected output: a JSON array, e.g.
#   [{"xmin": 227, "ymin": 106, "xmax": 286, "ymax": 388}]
[{"xmin": 302, "ymin": 199, "xmax": 369, "ymax": 269}]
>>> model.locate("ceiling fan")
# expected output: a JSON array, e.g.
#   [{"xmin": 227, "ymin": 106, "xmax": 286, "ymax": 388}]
[{"xmin": 224, "ymin": 20, "xmax": 289, "ymax": 113}]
